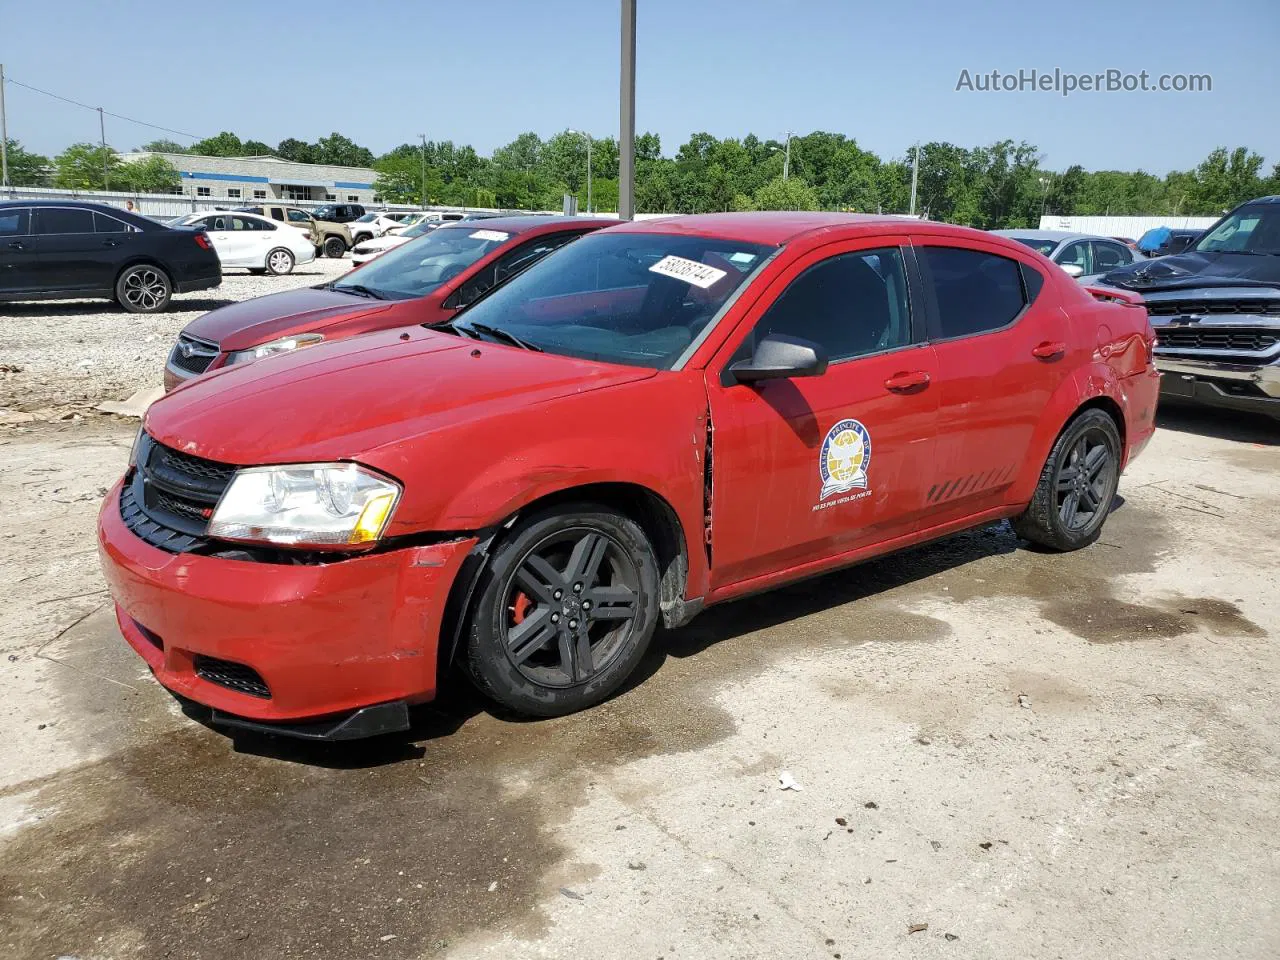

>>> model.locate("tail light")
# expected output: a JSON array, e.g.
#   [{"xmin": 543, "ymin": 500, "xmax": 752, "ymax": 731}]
[{"xmin": 193, "ymin": 233, "xmax": 212, "ymax": 251}]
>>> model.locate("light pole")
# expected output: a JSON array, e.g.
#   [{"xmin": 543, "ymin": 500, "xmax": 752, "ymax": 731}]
[
  {"xmin": 419, "ymin": 133, "xmax": 427, "ymax": 209},
  {"xmin": 619, "ymin": 0, "xmax": 636, "ymax": 220},
  {"xmin": 783, "ymin": 130, "xmax": 792, "ymax": 181},
  {"xmin": 568, "ymin": 129, "xmax": 593, "ymax": 213},
  {"xmin": 1039, "ymin": 174, "xmax": 1052, "ymax": 218},
  {"xmin": 909, "ymin": 142, "xmax": 920, "ymax": 216}
]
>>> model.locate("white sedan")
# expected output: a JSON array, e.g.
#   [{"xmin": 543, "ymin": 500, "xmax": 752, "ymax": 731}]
[
  {"xmin": 172, "ymin": 211, "xmax": 316, "ymax": 275},
  {"xmin": 347, "ymin": 212, "xmax": 410, "ymax": 245}
]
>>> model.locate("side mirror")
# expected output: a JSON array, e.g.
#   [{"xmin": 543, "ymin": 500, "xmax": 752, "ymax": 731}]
[
  {"xmin": 1059, "ymin": 263, "xmax": 1085, "ymax": 278},
  {"xmin": 728, "ymin": 334, "xmax": 828, "ymax": 385}
]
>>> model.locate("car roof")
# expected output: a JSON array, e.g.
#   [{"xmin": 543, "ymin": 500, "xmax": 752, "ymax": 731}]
[
  {"xmin": 433, "ymin": 215, "xmax": 611, "ymax": 237},
  {"xmin": 603, "ymin": 211, "xmax": 1005, "ymax": 246}
]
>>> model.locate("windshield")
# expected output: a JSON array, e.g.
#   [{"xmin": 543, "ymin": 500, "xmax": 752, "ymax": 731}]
[
  {"xmin": 332, "ymin": 224, "xmax": 512, "ymax": 299},
  {"xmin": 355, "ymin": 213, "xmax": 378, "ymax": 223},
  {"xmin": 313, "ymin": 205, "xmax": 336, "ymax": 220},
  {"xmin": 1195, "ymin": 205, "xmax": 1280, "ymax": 255},
  {"xmin": 400, "ymin": 219, "xmax": 440, "ymax": 238},
  {"xmin": 449, "ymin": 231, "xmax": 774, "ymax": 370},
  {"xmin": 1009, "ymin": 237, "xmax": 1059, "ymax": 256}
]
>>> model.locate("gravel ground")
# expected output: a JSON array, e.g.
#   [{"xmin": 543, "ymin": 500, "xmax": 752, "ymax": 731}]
[
  {"xmin": 1, "ymin": 408, "xmax": 1278, "ymax": 959},
  {"xmin": 0, "ymin": 256, "xmax": 354, "ymax": 416}
]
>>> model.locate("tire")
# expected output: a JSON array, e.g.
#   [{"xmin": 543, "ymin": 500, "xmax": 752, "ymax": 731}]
[
  {"xmin": 323, "ymin": 236, "xmax": 346, "ymax": 259},
  {"xmin": 1013, "ymin": 408, "xmax": 1122, "ymax": 551},
  {"xmin": 115, "ymin": 264, "xmax": 172, "ymax": 314},
  {"xmin": 247, "ymin": 268, "xmax": 266, "ymax": 275},
  {"xmin": 266, "ymin": 248, "xmax": 295, "ymax": 276},
  {"xmin": 464, "ymin": 504, "xmax": 661, "ymax": 718},
  {"xmin": 353, "ymin": 233, "xmax": 372, "ymax": 245}
]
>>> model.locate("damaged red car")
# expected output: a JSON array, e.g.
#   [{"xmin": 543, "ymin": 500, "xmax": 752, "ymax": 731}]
[{"xmin": 99, "ymin": 213, "xmax": 1159, "ymax": 740}]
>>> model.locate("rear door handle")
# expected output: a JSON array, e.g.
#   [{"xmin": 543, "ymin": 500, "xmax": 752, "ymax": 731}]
[
  {"xmin": 102, "ymin": 239, "xmax": 120, "ymax": 248},
  {"xmin": 884, "ymin": 370, "xmax": 931, "ymax": 393},
  {"xmin": 7, "ymin": 240, "xmax": 24, "ymax": 250},
  {"xmin": 1032, "ymin": 341, "xmax": 1067, "ymax": 360}
]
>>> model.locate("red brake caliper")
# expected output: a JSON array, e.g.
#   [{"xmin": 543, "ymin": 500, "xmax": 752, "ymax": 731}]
[{"xmin": 509, "ymin": 591, "xmax": 533, "ymax": 625}]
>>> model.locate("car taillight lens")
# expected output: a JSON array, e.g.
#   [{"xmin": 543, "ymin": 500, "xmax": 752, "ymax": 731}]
[{"xmin": 193, "ymin": 233, "xmax": 212, "ymax": 250}]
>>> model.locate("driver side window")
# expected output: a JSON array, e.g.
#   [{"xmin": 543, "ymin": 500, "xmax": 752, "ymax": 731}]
[
  {"xmin": 741, "ymin": 247, "xmax": 913, "ymax": 364},
  {"xmin": 451, "ymin": 232, "xmax": 580, "ymax": 307}
]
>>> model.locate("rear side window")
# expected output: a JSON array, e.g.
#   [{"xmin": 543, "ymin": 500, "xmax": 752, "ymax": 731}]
[
  {"xmin": 1020, "ymin": 263, "xmax": 1046, "ymax": 304},
  {"xmin": 1091, "ymin": 241, "xmax": 1130, "ymax": 271},
  {"xmin": 270, "ymin": 208, "xmax": 287, "ymax": 222},
  {"xmin": 922, "ymin": 247, "xmax": 1026, "ymax": 339},
  {"xmin": 748, "ymin": 247, "xmax": 913, "ymax": 363},
  {"xmin": 35, "ymin": 207, "xmax": 95, "ymax": 235},
  {"xmin": 0, "ymin": 209, "xmax": 30, "ymax": 236},
  {"xmin": 94, "ymin": 213, "xmax": 129, "ymax": 234}
]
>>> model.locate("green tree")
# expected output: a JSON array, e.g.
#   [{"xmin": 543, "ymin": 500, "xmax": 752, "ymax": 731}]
[
  {"xmin": 241, "ymin": 140, "xmax": 275, "ymax": 156},
  {"xmin": 314, "ymin": 132, "xmax": 374, "ymax": 167},
  {"xmin": 3, "ymin": 140, "xmax": 52, "ymax": 186},
  {"xmin": 118, "ymin": 155, "xmax": 181, "ymax": 193},
  {"xmin": 54, "ymin": 142, "xmax": 122, "ymax": 190},
  {"xmin": 752, "ymin": 176, "xmax": 820, "ymax": 211},
  {"xmin": 190, "ymin": 131, "xmax": 244, "ymax": 156},
  {"xmin": 1186, "ymin": 147, "xmax": 1265, "ymax": 214},
  {"xmin": 276, "ymin": 138, "xmax": 316, "ymax": 163},
  {"xmin": 138, "ymin": 138, "xmax": 188, "ymax": 154}
]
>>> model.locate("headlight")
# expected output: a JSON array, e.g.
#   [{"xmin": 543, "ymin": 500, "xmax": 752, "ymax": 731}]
[
  {"xmin": 225, "ymin": 333, "xmax": 325, "ymax": 367},
  {"xmin": 209, "ymin": 463, "xmax": 401, "ymax": 547},
  {"xmin": 128, "ymin": 426, "xmax": 145, "ymax": 467}
]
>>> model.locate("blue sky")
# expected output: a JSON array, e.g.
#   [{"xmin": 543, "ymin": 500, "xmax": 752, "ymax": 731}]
[{"xmin": 4, "ymin": 0, "xmax": 1277, "ymax": 173}]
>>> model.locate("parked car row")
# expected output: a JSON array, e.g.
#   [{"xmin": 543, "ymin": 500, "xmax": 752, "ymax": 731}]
[
  {"xmin": 100, "ymin": 209, "xmax": 1161, "ymax": 741},
  {"xmin": 169, "ymin": 211, "xmax": 316, "ymax": 275}
]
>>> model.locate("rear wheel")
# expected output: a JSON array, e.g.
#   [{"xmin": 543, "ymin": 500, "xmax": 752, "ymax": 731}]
[
  {"xmin": 464, "ymin": 505, "xmax": 661, "ymax": 717},
  {"xmin": 1013, "ymin": 408, "xmax": 1121, "ymax": 551},
  {"xmin": 323, "ymin": 236, "xmax": 346, "ymax": 258},
  {"xmin": 115, "ymin": 264, "xmax": 172, "ymax": 313},
  {"xmin": 266, "ymin": 248, "xmax": 295, "ymax": 275}
]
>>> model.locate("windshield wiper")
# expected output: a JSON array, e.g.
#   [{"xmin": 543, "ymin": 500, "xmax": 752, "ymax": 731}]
[
  {"xmin": 462, "ymin": 321, "xmax": 543, "ymax": 352},
  {"xmin": 334, "ymin": 283, "xmax": 387, "ymax": 300}
]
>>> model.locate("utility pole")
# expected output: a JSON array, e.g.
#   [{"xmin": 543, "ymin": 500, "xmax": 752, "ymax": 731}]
[
  {"xmin": 586, "ymin": 134, "xmax": 592, "ymax": 213},
  {"xmin": 98, "ymin": 106, "xmax": 109, "ymax": 190},
  {"xmin": 419, "ymin": 133, "xmax": 427, "ymax": 209},
  {"xmin": 783, "ymin": 131, "xmax": 792, "ymax": 181},
  {"xmin": 909, "ymin": 142, "xmax": 920, "ymax": 216},
  {"xmin": 0, "ymin": 64, "xmax": 9, "ymax": 189},
  {"xmin": 618, "ymin": 0, "xmax": 636, "ymax": 220}
]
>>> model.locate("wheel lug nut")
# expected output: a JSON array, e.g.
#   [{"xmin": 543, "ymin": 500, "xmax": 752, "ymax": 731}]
[
  {"xmin": 553, "ymin": 589, "xmax": 563, "ymax": 600},
  {"xmin": 551, "ymin": 613, "xmax": 560, "ymax": 623},
  {"xmin": 568, "ymin": 619, "xmax": 578, "ymax": 630},
  {"xmin": 573, "ymin": 582, "xmax": 583, "ymax": 593},
  {"xmin": 582, "ymin": 600, "xmax": 591, "ymax": 610}
]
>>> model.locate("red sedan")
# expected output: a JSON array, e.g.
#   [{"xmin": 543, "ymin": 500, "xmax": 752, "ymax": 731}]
[
  {"xmin": 163, "ymin": 215, "xmax": 609, "ymax": 390},
  {"xmin": 101, "ymin": 213, "xmax": 1159, "ymax": 740}
]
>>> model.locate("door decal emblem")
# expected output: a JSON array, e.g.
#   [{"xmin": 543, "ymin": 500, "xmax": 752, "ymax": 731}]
[{"xmin": 819, "ymin": 419, "xmax": 872, "ymax": 501}]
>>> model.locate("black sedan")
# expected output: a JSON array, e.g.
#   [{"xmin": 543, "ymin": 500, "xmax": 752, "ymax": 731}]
[{"xmin": 0, "ymin": 201, "xmax": 221, "ymax": 313}]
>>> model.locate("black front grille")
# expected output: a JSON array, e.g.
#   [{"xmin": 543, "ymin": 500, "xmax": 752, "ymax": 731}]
[
  {"xmin": 1155, "ymin": 327, "xmax": 1280, "ymax": 352},
  {"xmin": 194, "ymin": 655, "xmax": 271, "ymax": 699},
  {"xmin": 120, "ymin": 434, "xmax": 237, "ymax": 553},
  {"xmin": 1146, "ymin": 299, "xmax": 1280, "ymax": 318},
  {"xmin": 168, "ymin": 335, "xmax": 218, "ymax": 375}
]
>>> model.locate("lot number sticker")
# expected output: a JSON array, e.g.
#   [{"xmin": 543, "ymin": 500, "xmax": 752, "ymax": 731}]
[
  {"xmin": 649, "ymin": 255, "xmax": 728, "ymax": 289},
  {"xmin": 470, "ymin": 229, "xmax": 510, "ymax": 242}
]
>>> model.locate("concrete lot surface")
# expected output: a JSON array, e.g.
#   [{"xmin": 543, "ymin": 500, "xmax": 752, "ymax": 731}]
[{"xmin": 1, "ymin": 407, "xmax": 1278, "ymax": 960}]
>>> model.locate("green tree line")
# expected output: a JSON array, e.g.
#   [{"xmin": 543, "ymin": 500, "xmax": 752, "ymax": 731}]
[{"xmin": 4, "ymin": 131, "xmax": 1277, "ymax": 227}]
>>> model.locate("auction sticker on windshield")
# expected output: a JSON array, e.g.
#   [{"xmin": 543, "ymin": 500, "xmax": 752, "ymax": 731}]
[
  {"xmin": 649, "ymin": 255, "xmax": 728, "ymax": 289},
  {"xmin": 470, "ymin": 229, "xmax": 510, "ymax": 242}
]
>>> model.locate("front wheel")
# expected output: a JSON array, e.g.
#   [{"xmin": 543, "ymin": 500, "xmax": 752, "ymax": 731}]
[
  {"xmin": 266, "ymin": 248, "xmax": 295, "ymax": 275},
  {"xmin": 115, "ymin": 264, "xmax": 172, "ymax": 313},
  {"xmin": 323, "ymin": 236, "xmax": 346, "ymax": 259},
  {"xmin": 1013, "ymin": 408, "xmax": 1122, "ymax": 551},
  {"xmin": 464, "ymin": 505, "xmax": 661, "ymax": 717}
]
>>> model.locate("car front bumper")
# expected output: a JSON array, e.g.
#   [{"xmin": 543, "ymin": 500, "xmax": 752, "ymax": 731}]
[
  {"xmin": 98, "ymin": 480, "xmax": 478, "ymax": 736},
  {"xmin": 1155, "ymin": 355, "xmax": 1280, "ymax": 419}
]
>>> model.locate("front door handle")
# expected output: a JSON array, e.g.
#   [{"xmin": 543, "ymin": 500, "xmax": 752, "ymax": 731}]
[
  {"xmin": 102, "ymin": 239, "xmax": 120, "ymax": 248},
  {"xmin": 1032, "ymin": 341, "xmax": 1067, "ymax": 360},
  {"xmin": 884, "ymin": 370, "xmax": 931, "ymax": 393},
  {"xmin": 7, "ymin": 240, "xmax": 24, "ymax": 250}
]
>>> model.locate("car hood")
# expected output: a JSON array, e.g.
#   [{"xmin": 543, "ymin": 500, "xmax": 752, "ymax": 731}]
[
  {"xmin": 145, "ymin": 326, "xmax": 658, "ymax": 466},
  {"xmin": 1101, "ymin": 250, "xmax": 1280, "ymax": 292},
  {"xmin": 181, "ymin": 286, "xmax": 397, "ymax": 351},
  {"xmin": 357, "ymin": 235, "xmax": 410, "ymax": 251}
]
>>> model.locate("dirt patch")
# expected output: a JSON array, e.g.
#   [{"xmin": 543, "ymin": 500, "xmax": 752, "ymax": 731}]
[{"xmin": 1045, "ymin": 594, "xmax": 1265, "ymax": 645}]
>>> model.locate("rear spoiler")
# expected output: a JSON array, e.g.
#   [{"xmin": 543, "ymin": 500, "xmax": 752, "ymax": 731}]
[{"xmin": 1083, "ymin": 285, "xmax": 1145, "ymax": 308}]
